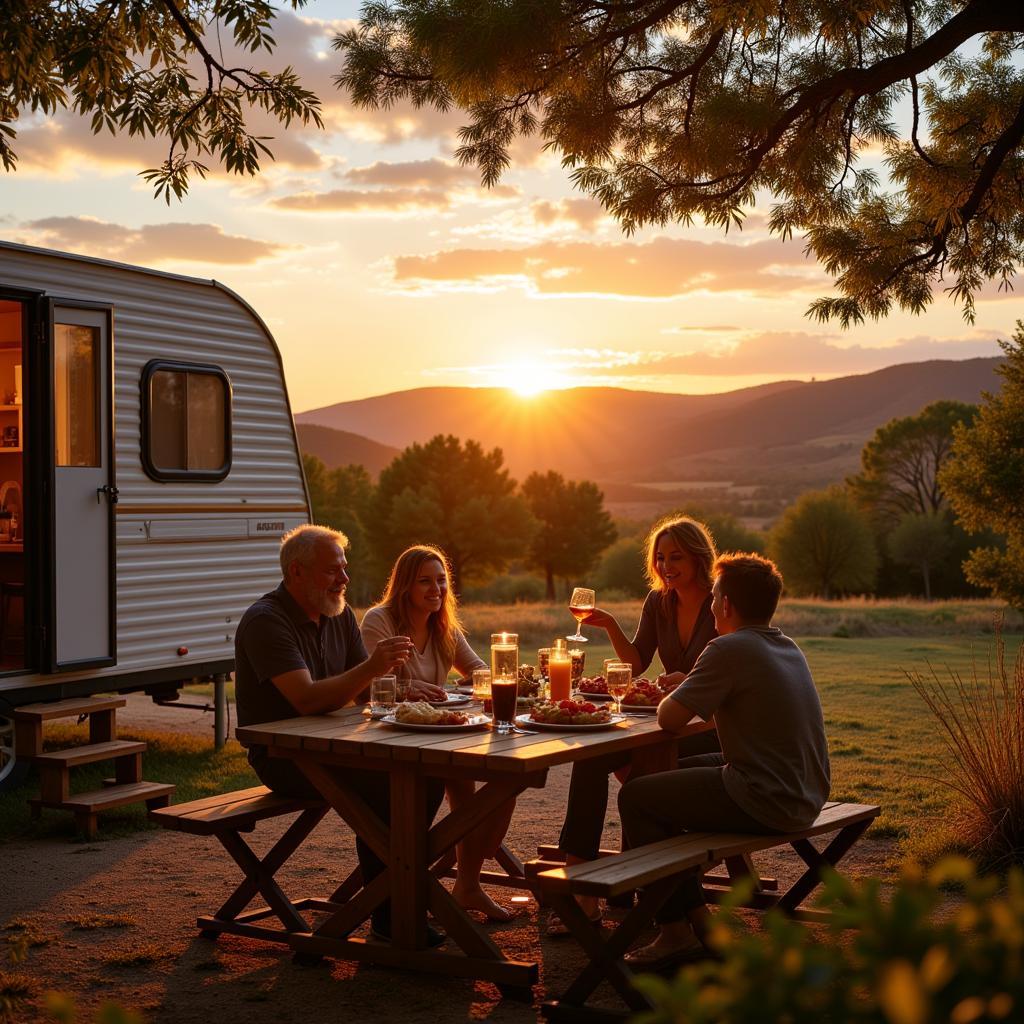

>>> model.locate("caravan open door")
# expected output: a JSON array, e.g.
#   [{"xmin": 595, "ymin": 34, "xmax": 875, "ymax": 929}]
[{"xmin": 45, "ymin": 303, "xmax": 116, "ymax": 671}]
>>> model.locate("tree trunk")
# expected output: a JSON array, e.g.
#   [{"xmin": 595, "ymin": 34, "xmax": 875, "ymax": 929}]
[
  {"xmin": 922, "ymin": 560, "xmax": 932, "ymax": 601},
  {"xmin": 545, "ymin": 565, "xmax": 555, "ymax": 601}
]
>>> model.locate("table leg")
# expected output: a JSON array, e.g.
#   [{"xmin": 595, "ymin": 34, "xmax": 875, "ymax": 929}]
[{"xmin": 390, "ymin": 765, "xmax": 429, "ymax": 949}]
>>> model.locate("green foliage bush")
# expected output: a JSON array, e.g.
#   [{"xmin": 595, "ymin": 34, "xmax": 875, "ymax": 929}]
[
  {"xmin": 635, "ymin": 859, "xmax": 1024, "ymax": 1024},
  {"xmin": 461, "ymin": 573, "xmax": 546, "ymax": 605}
]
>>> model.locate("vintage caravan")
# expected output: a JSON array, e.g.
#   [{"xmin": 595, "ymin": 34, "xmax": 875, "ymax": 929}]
[{"xmin": 0, "ymin": 241, "xmax": 310, "ymax": 785}]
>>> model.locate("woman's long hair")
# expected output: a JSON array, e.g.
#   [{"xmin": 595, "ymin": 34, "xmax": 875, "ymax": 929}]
[
  {"xmin": 643, "ymin": 516, "xmax": 717, "ymax": 593},
  {"xmin": 378, "ymin": 544, "xmax": 463, "ymax": 669}
]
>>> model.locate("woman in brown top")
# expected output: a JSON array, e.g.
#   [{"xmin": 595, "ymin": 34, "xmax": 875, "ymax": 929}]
[{"xmin": 551, "ymin": 516, "xmax": 720, "ymax": 932}]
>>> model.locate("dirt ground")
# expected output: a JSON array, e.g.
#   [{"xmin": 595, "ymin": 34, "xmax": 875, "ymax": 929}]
[{"xmin": 2, "ymin": 695, "xmax": 896, "ymax": 1023}]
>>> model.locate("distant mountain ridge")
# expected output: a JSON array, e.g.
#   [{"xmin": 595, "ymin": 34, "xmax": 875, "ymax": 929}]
[
  {"xmin": 296, "ymin": 357, "xmax": 1001, "ymax": 490},
  {"xmin": 296, "ymin": 423, "xmax": 400, "ymax": 476}
]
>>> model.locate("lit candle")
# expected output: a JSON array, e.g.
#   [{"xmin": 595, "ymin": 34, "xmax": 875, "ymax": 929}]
[
  {"xmin": 490, "ymin": 632, "xmax": 519, "ymax": 681},
  {"xmin": 548, "ymin": 647, "xmax": 572, "ymax": 702}
]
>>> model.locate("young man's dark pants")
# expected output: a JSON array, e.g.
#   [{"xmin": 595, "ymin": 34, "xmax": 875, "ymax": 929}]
[
  {"xmin": 617, "ymin": 753, "xmax": 780, "ymax": 924},
  {"xmin": 558, "ymin": 730, "xmax": 722, "ymax": 860},
  {"xmin": 252, "ymin": 753, "xmax": 445, "ymax": 934}
]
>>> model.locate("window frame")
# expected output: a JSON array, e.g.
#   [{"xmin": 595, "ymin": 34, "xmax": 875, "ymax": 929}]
[{"xmin": 140, "ymin": 359, "xmax": 232, "ymax": 482}]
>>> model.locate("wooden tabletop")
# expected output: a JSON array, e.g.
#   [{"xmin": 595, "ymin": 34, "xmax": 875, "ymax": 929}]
[{"xmin": 237, "ymin": 706, "xmax": 709, "ymax": 774}]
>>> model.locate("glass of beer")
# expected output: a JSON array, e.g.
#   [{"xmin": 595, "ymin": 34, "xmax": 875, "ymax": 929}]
[
  {"xmin": 567, "ymin": 587, "xmax": 595, "ymax": 642},
  {"xmin": 490, "ymin": 677, "xmax": 518, "ymax": 735}
]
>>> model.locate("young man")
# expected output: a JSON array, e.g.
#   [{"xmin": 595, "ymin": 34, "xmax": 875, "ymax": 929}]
[
  {"xmin": 234, "ymin": 524, "xmax": 446, "ymax": 945},
  {"xmin": 617, "ymin": 553, "xmax": 830, "ymax": 967}
]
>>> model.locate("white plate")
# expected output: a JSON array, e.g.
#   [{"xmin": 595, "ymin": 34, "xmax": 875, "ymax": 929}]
[
  {"xmin": 381, "ymin": 713, "xmax": 490, "ymax": 732},
  {"xmin": 620, "ymin": 703, "xmax": 659, "ymax": 713},
  {"xmin": 572, "ymin": 690, "xmax": 614, "ymax": 701},
  {"xmin": 428, "ymin": 692, "xmax": 472, "ymax": 707},
  {"xmin": 515, "ymin": 713, "xmax": 624, "ymax": 731}
]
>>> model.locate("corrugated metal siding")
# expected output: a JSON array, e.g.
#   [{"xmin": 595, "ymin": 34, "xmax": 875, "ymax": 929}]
[{"xmin": 0, "ymin": 244, "xmax": 310, "ymax": 695}]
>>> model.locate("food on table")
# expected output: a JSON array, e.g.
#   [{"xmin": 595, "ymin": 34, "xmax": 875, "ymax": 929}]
[
  {"xmin": 529, "ymin": 699, "xmax": 612, "ymax": 726},
  {"xmin": 621, "ymin": 679, "xmax": 665, "ymax": 707},
  {"xmin": 394, "ymin": 701, "xmax": 469, "ymax": 726},
  {"xmin": 517, "ymin": 664, "xmax": 541, "ymax": 697},
  {"xmin": 577, "ymin": 675, "xmax": 609, "ymax": 695}
]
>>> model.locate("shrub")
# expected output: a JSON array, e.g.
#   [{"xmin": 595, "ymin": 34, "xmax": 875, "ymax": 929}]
[
  {"xmin": 908, "ymin": 622, "xmax": 1024, "ymax": 869},
  {"xmin": 635, "ymin": 858, "xmax": 1024, "ymax": 1024},
  {"xmin": 461, "ymin": 573, "xmax": 546, "ymax": 605}
]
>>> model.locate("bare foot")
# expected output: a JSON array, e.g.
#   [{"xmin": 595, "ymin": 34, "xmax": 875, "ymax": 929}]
[
  {"xmin": 624, "ymin": 929, "xmax": 705, "ymax": 967},
  {"xmin": 452, "ymin": 885, "xmax": 514, "ymax": 922}
]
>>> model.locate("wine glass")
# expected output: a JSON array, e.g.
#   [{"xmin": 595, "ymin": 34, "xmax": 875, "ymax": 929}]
[
  {"xmin": 567, "ymin": 587, "xmax": 595, "ymax": 642},
  {"xmin": 606, "ymin": 662, "xmax": 631, "ymax": 715}
]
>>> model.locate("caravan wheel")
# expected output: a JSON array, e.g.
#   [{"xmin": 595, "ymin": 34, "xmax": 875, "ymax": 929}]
[{"xmin": 0, "ymin": 713, "xmax": 28, "ymax": 792}]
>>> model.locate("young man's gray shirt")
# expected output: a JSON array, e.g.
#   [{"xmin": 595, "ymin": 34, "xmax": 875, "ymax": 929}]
[{"xmin": 669, "ymin": 626, "xmax": 830, "ymax": 831}]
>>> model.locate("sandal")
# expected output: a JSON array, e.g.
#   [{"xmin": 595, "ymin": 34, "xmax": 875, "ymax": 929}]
[
  {"xmin": 623, "ymin": 935, "xmax": 708, "ymax": 969},
  {"xmin": 547, "ymin": 908, "xmax": 602, "ymax": 937}
]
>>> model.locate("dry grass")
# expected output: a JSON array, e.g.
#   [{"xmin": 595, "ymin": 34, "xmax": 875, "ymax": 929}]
[
  {"xmin": 453, "ymin": 597, "xmax": 1022, "ymax": 647},
  {"xmin": 0, "ymin": 970, "xmax": 36, "ymax": 1024},
  {"xmin": 101, "ymin": 943, "xmax": 170, "ymax": 968},
  {"xmin": 909, "ymin": 624, "xmax": 1024, "ymax": 868}
]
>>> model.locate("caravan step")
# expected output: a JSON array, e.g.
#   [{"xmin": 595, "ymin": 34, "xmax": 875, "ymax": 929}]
[
  {"xmin": 13, "ymin": 697, "xmax": 126, "ymax": 757},
  {"xmin": 30, "ymin": 781, "xmax": 175, "ymax": 839},
  {"xmin": 33, "ymin": 740, "xmax": 145, "ymax": 769},
  {"xmin": 13, "ymin": 696, "xmax": 126, "ymax": 722},
  {"xmin": 35, "ymin": 741, "xmax": 145, "ymax": 804}
]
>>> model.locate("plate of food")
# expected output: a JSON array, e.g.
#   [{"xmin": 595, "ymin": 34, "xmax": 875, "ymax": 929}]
[
  {"xmin": 575, "ymin": 676, "xmax": 614, "ymax": 701},
  {"xmin": 428, "ymin": 692, "xmax": 472, "ymax": 707},
  {"xmin": 517, "ymin": 664, "xmax": 542, "ymax": 699},
  {"xmin": 383, "ymin": 701, "xmax": 490, "ymax": 731},
  {"xmin": 520, "ymin": 699, "xmax": 623, "ymax": 730},
  {"xmin": 619, "ymin": 679, "xmax": 664, "ymax": 712}
]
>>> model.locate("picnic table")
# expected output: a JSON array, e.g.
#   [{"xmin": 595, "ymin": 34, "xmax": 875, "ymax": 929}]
[{"xmin": 235, "ymin": 705, "xmax": 712, "ymax": 990}]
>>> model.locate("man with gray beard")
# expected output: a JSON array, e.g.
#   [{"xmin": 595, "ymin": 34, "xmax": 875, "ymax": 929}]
[{"xmin": 235, "ymin": 524, "xmax": 446, "ymax": 945}]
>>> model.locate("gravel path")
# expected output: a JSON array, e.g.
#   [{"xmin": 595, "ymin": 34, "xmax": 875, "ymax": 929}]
[{"xmin": 2, "ymin": 695, "xmax": 896, "ymax": 1023}]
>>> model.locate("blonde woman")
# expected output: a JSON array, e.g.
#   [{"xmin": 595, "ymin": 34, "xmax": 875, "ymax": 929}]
[
  {"xmin": 361, "ymin": 544, "xmax": 516, "ymax": 922},
  {"xmin": 551, "ymin": 516, "xmax": 721, "ymax": 932}
]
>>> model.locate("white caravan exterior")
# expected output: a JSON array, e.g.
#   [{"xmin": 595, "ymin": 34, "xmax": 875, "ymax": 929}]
[{"xmin": 0, "ymin": 242, "xmax": 309, "ymax": 728}]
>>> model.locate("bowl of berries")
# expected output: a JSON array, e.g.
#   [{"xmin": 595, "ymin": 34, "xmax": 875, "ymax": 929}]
[
  {"xmin": 619, "ymin": 679, "xmax": 665, "ymax": 711},
  {"xmin": 575, "ymin": 675, "xmax": 613, "ymax": 701}
]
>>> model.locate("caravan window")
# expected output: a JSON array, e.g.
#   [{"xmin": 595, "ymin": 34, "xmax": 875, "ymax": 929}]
[{"xmin": 142, "ymin": 361, "xmax": 231, "ymax": 481}]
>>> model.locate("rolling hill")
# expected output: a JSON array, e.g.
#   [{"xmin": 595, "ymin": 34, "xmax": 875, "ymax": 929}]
[
  {"xmin": 295, "ymin": 423, "xmax": 401, "ymax": 476},
  {"xmin": 296, "ymin": 357, "xmax": 1001, "ymax": 492}
]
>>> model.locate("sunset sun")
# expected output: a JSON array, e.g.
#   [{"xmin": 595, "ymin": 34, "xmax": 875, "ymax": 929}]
[{"xmin": 503, "ymin": 361, "xmax": 568, "ymax": 397}]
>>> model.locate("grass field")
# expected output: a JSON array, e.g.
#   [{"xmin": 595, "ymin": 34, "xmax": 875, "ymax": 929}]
[{"xmin": 7, "ymin": 597, "xmax": 1020, "ymax": 860}]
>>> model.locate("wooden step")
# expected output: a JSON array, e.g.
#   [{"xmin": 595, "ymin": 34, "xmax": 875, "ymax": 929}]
[
  {"xmin": 13, "ymin": 696, "xmax": 126, "ymax": 722},
  {"xmin": 30, "ymin": 781, "xmax": 176, "ymax": 839},
  {"xmin": 14, "ymin": 697, "xmax": 126, "ymax": 757},
  {"xmin": 33, "ymin": 740, "xmax": 145, "ymax": 768}
]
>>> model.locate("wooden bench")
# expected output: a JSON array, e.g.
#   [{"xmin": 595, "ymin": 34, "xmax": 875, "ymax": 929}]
[
  {"xmin": 535, "ymin": 801, "xmax": 880, "ymax": 1020},
  {"xmin": 150, "ymin": 786, "xmax": 338, "ymax": 943}
]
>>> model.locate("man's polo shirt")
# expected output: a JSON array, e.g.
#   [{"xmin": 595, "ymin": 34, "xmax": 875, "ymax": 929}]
[{"xmin": 234, "ymin": 582, "xmax": 368, "ymax": 735}]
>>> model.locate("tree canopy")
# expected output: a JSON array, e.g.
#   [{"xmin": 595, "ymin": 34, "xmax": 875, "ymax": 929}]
[
  {"xmin": 338, "ymin": 0, "xmax": 1024, "ymax": 323},
  {"xmin": 769, "ymin": 486, "xmax": 878, "ymax": 597},
  {"xmin": 367, "ymin": 434, "xmax": 535, "ymax": 593},
  {"xmin": 1, "ymin": 0, "xmax": 322, "ymax": 200},
  {"xmin": 848, "ymin": 399, "xmax": 977, "ymax": 527},
  {"xmin": 521, "ymin": 470, "xmax": 616, "ymax": 599},
  {"xmin": 941, "ymin": 323, "xmax": 1024, "ymax": 608}
]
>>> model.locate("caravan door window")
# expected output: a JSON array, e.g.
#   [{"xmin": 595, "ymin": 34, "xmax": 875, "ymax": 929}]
[
  {"xmin": 142, "ymin": 361, "xmax": 231, "ymax": 481},
  {"xmin": 55, "ymin": 324, "xmax": 100, "ymax": 467}
]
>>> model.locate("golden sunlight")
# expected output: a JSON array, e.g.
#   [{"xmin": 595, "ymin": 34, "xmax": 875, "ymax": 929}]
[{"xmin": 502, "ymin": 360, "xmax": 570, "ymax": 397}]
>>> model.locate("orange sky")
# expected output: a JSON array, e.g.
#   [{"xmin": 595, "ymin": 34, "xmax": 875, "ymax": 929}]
[{"xmin": 3, "ymin": 2, "xmax": 1010, "ymax": 411}]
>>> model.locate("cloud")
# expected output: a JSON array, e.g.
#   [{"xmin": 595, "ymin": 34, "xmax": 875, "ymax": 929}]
[
  {"xmin": 559, "ymin": 330, "xmax": 1005, "ymax": 377},
  {"xmin": 530, "ymin": 198, "xmax": 607, "ymax": 232},
  {"xmin": 21, "ymin": 216, "xmax": 288, "ymax": 265},
  {"xmin": 271, "ymin": 187, "xmax": 451, "ymax": 213},
  {"xmin": 344, "ymin": 159, "xmax": 477, "ymax": 188},
  {"xmin": 391, "ymin": 237, "xmax": 824, "ymax": 297}
]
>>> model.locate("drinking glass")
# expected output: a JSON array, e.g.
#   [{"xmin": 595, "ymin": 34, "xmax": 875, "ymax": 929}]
[
  {"xmin": 490, "ymin": 677, "xmax": 518, "ymax": 735},
  {"xmin": 570, "ymin": 648, "xmax": 586, "ymax": 686},
  {"xmin": 395, "ymin": 678, "xmax": 411, "ymax": 704},
  {"xmin": 606, "ymin": 662, "xmax": 631, "ymax": 715},
  {"xmin": 567, "ymin": 587, "xmax": 595, "ymax": 642},
  {"xmin": 472, "ymin": 668, "xmax": 492, "ymax": 702},
  {"xmin": 490, "ymin": 633, "xmax": 519, "ymax": 681},
  {"xmin": 537, "ymin": 647, "xmax": 552, "ymax": 681},
  {"xmin": 370, "ymin": 674, "xmax": 397, "ymax": 718}
]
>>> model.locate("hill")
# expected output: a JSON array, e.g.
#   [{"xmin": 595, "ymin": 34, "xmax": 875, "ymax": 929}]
[
  {"xmin": 296, "ymin": 357, "xmax": 1000, "ymax": 487},
  {"xmin": 295, "ymin": 423, "xmax": 400, "ymax": 476}
]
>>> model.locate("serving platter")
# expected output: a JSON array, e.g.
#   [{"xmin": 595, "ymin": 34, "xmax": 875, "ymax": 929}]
[
  {"xmin": 515, "ymin": 713, "xmax": 625, "ymax": 731},
  {"xmin": 381, "ymin": 713, "xmax": 490, "ymax": 732}
]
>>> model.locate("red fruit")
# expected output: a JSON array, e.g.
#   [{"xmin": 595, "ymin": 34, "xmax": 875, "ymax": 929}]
[{"xmin": 580, "ymin": 702, "xmax": 596, "ymax": 713}]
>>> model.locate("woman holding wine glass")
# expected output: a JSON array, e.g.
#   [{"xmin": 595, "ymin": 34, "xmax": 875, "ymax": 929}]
[
  {"xmin": 361, "ymin": 544, "xmax": 517, "ymax": 922},
  {"xmin": 550, "ymin": 516, "xmax": 721, "ymax": 933}
]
